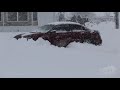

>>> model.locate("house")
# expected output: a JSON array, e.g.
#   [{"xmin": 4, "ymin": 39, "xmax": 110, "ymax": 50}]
[{"xmin": 0, "ymin": 12, "xmax": 56, "ymax": 32}]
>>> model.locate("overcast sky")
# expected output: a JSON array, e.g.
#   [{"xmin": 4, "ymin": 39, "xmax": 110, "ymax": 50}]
[
  {"xmin": 95, "ymin": 12, "xmax": 114, "ymax": 17},
  {"xmin": 94, "ymin": 12, "xmax": 105, "ymax": 16}
]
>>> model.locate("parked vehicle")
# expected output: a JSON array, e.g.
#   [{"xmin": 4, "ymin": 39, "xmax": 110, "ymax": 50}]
[{"xmin": 14, "ymin": 22, "xmax": 102, "ymax": 47}]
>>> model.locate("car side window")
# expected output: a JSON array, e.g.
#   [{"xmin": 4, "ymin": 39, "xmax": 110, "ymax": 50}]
[
  {"xmin": 52, "ymin": 25, "xmax": 61, "ymax": 30},
  {"xmin": 71, "ymin": 24, "xmax": 88, "ymax": 31},
  {"xmin": 69, "ymin": 24, "xmax": 83, "ymax": 30},
  {"xmin": 51, "ymin": 24, "xmax": 89, "ymax": 31},
  {"xmin": 80, "ymin": 26, "xmax": 89, "ymax": 31},
  {"xmin": 52, "ymin": 24, "xmax": 70, "ymax": 31}
]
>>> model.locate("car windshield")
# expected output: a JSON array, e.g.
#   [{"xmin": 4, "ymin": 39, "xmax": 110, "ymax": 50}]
[{"xmin": 39, "ymin": 25, "xmax": 55, "ymax": 31}]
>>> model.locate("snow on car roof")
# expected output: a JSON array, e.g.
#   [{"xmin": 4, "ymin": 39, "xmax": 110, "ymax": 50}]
[{"xmin": 48, "ymin": 21, "xmax": 82, "ymax": 26}]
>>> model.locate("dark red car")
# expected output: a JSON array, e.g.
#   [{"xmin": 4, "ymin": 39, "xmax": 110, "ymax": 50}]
[{"xmin": 14, "ymin": 22, "xmax": 102, "ymax": 47}]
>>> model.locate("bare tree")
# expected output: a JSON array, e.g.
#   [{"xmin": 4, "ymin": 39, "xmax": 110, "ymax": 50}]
[{"xmin": 115, "ymin": 12, "xmax": 119, "ymax": 29}]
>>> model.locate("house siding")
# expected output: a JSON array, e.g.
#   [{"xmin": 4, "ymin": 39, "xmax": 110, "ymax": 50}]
[
  {"xmin": 0, "ymin": 12, "xmax": 55, "ymax": 32},
  {"xmin": 0, "ymin": 12, "xmax": 4, "ymax": 26},
  {"xmin": 4, "ymin": 12, "xmax": 32, "ymax": 26},
  {"xmin": 38, "ymin": 12, "xmax": 55, "ymax": 26},
  {"xmin": 0, "ymin": 12, "xmax": 39, "ymax": 26}
]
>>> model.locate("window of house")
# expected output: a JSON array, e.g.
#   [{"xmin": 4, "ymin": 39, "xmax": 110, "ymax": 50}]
[
  {"xmin": 7, "ymin": 12, "xmax": 28, "ymax": 21},
  {"xmin": 8, "ymin": 12, "xmax": 17, "ymax": 21},
  {"xmin": 33, "ymin": 12, "xmax": 37, "ymax": 21},
  {"xmin": 18, "ymin": 12, "xmax": 28, "ymax": 21}
]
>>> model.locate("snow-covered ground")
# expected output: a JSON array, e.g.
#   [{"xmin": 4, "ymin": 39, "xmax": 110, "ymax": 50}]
[{"xmin": 0, "ymin": 22, "xmax": 120, "ymax": 78}]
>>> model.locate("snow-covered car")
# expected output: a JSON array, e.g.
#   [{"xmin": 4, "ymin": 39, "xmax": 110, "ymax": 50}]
[{"xmin": 14, "ymin": 22, "xmax": 102, "ymax": 47}]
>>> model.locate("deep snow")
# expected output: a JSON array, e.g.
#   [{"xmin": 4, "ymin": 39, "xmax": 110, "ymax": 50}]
[{"xmin": 0, "ymin": 21, "xmax": 120, "ymax": 78}]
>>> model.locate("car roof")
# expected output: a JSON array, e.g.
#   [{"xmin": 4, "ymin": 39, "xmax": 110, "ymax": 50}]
[
  {"xmin": 47, "ymin": 22, "xmax": 91, "ymax": 30},
  {"xmin": 47, "ymin": 21, "xmax": 83, "ymax": 26}
]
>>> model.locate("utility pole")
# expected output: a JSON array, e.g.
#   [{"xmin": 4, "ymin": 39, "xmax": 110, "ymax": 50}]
[{"xmin": 115, "ymin": 12, "xmax": 119, "ymax": 29}]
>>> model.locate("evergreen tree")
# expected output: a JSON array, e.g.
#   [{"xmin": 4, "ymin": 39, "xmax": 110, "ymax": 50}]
[
  {"xmin": 77, "ymin": 15, "xmax": 83, "ymax": 24},
  {"xmin": 70, "ymin": 15, "xmax": 77, "ymax": 22}
]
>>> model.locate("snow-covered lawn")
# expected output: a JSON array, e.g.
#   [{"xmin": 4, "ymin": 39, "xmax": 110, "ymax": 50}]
[{"xmin": 0, "ymin": 22, "xmax": 120, "ymax": 78}]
